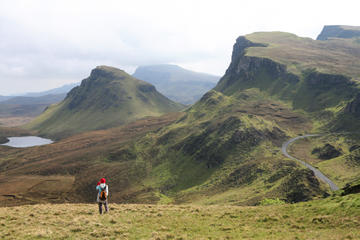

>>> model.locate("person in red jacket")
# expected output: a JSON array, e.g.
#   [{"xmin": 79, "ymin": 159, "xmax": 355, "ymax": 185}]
[{"xmin": 96, "ymin": 178, "xmax": 109, "ymax": 214}]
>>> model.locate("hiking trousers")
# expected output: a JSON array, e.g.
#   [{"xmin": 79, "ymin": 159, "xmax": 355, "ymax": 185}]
[{"xmin": 98, "ymin": 201, "xmax": 108, "ymax": 214}]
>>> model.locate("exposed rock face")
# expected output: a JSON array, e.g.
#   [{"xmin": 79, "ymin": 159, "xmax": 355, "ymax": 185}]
[
  {"xmin": 304, "ymin": 71, "xmax": 352, "ymax": 87},
  {"xmin": 0, "ymin": 137, "xmax": 9, "ymax": 144},
  {"xmin": 216, "ymin": 37, "xmax": 299, "ymax": 94},
  {"xmin": 345, "ymin": 93, "xmax": 360, "ymax": 117},
  {"xmin": 317, "ymin": 25, "xmax": 360, "ymax": 40},
  {"xmin": 342, "ymin": 179, "xmax": 360, "ymax": 195},
  {"xmin": 349, "ymin": 145, "xmax": 360, "ymax": 152},
  {"xmin": 312, "ymin": 144, "xmax": 342, "ymax": 160}
]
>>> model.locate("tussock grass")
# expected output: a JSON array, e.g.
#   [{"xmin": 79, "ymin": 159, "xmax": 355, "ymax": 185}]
[{"xmin": 0, "ymin": 193, "xmax": 359, "ymax": 239}]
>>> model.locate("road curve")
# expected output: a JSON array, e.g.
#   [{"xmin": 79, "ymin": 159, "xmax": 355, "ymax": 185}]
[{"xmin": 281, "ymin": 134, "xmax": 339, "ymax": 191}]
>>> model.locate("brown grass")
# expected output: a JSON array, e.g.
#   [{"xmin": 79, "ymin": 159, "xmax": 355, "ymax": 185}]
[
  {"xmin": 0, "ymin": 194, "xmax": 359, "ymax": 240},
  {"xmin": 0, "ymin": 117, "xmax": 35, "ymax": 127}
]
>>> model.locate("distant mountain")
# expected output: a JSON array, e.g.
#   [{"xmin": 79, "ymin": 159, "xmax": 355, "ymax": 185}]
[
  {"xmin": 0, "ymin": 94, "xmax": 65, "ymax": 117},
  {"xmin": 1, "ymin": 94, "xmax": 65, "ymax": 105},
  {"xmin": 23, "ymin": 82, "xmax": 79, "ymax": 97},
  {"xmin": 317, "ymin": 25, "xmax": 360, "ymax": 40},
  {"xmin": 133, "ymin": 64, "xmax": 219, "ymax": 104},
  {"xmin": 0, "ymin": 82, "xmax": 78, "ymax": 118},
  {"xmin": 27, "ymin": 66, "xmax": 185, "ymax": 139},
  {"xmin": 0, "ymin": 96, "xmax": 13, "ymax": 102}
]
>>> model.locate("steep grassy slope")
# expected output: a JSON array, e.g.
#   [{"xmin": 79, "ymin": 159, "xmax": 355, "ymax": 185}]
[
  {"xmin": 133, "ymin": 64, "xmax": 219, "ymax": 104},
  {"xmin": 26, "ymin": 66, "xmax": 184, "ymax": 139},
  {"xmin": 0, "ymin": 193, "xmax": 359, "ymax": 239}
]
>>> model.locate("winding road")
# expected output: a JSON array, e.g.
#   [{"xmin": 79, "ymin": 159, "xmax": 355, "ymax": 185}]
[{"xmin": 281, "ymin": 134, "xmax": 339, "ymax": 191}]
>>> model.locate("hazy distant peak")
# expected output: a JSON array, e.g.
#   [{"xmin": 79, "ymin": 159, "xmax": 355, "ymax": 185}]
[
  {"xmin": 317, "ymin": 25, "xmax": 360, "ymax": 40},
  {"xmin": 137, "ymin": 64, "xmax": 184, "ymax": 72},
  {"xmin": 134, "ymin": 64, "xmax": 220, "ymax": 82},
  {"xmin": 133, "ymin": 64, "xmax": 220, "ymax": 104}
]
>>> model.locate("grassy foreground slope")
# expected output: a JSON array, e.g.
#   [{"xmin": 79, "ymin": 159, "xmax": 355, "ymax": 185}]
[
  {"xmin": 0, "ymin": 193, "xmax": 359, "ymax": 239},
  {"xmin": 26, "ymin": 66, "xmax": 184, "ymax": 139}
]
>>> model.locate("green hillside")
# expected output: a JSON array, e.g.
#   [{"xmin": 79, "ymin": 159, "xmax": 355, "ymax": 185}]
[
  {"xmin": 26, "ymin": 66, "xmax": 184, "ymax": 139},
  {"xmin": 0, "ymin": 89, "xmax": 327, "ymax": 206}
]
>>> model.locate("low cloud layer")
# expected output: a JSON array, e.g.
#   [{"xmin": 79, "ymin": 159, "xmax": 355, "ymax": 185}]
[{"xmin": 1, "ymin": 0, "xmax": 359, "ymax": 94}]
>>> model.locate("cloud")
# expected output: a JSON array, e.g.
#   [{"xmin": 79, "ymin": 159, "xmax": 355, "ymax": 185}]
[{"xmin": 0, "ymin": 0, "xmax": 360, "ymax": 94}]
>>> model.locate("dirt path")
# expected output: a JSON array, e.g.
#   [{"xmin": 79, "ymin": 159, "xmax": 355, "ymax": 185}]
[{"xmin": 281, "ymin": 134, "xmax": 339, "ymax": 191}]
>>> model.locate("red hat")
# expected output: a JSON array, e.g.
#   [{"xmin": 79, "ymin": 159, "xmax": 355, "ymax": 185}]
[
  {"xmin": 97, "ymin": 181, "xmax": 100, "ymax": 186},
  {"xmin": 100, "ymin": 178, "xmax": 106, "ymax": 183}
]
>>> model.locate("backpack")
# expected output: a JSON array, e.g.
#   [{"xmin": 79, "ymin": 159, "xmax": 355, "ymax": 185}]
[{"xmin": 99, "ymin": 185, "xmax": 107, "ymax": 201}]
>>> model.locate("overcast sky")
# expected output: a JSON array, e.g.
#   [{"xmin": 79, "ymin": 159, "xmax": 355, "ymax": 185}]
[{"xmin": 1, "ymin": 0, "xmax": 360, "ymax": 95}]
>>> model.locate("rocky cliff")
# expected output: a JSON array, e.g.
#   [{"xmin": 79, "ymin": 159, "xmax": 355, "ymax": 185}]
[{"xmin": 215, "ymin": 32, "xmax": 360, "ymax": 130}]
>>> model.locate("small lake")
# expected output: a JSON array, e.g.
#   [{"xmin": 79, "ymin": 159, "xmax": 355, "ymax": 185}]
[{"xmin": 0, "ymin": 136, "xmax": 53, "ymax": 148}]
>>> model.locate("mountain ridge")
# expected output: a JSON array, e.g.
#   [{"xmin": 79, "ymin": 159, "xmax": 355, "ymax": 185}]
[{"xmin": 26, "ymin": 66, "xmax": 184, "ymax": 139}]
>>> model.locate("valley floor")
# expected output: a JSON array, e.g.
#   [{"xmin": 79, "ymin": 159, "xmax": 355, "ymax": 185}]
[{"xmin": 0, "ymin": 193, "xmax": 359, "ymax": 240}]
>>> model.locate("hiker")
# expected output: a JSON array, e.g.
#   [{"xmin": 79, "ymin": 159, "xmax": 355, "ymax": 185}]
[{"xmin": 96, "ymin": 178, "xmax": 109, "ymax": 214}]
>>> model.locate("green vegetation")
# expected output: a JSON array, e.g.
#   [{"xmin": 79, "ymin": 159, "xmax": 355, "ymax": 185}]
[
  {"xmin": 0, "ymin": 136, "xmax": 8, "ymax": 144},
  {"xmin": 0, "ymin": 88, "xmax": 326, "ymax": 206},
  {"xmin": 215, "ymin": 33, "xmax": 360, "ymax": 133},
  {"xmin": 288, "ymin": 134, "xmax": 360, "ymax": 188},
  {"xmin": 26, "ymin": 66, "xmax": 184, "ymax": 139},
  {"xmin": 1, "ymin": 28, "xmax": 360, "ymax": 211},
  {"xmin": 0, "ymin": 193, "xmax": 359, "ymax": 239},
  {"xmin": 258, "ymin": 198, "xmax": 285, "ymax": 206}
]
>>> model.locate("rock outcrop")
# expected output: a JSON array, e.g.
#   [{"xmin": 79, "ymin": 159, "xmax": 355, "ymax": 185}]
[
  {"xmin": 345, "ymin": 93, "xmax": 360, "ymax": 117},
  {"xmin": 312, "ymin": 144, "xmax": 342, "ymax": 160}
]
